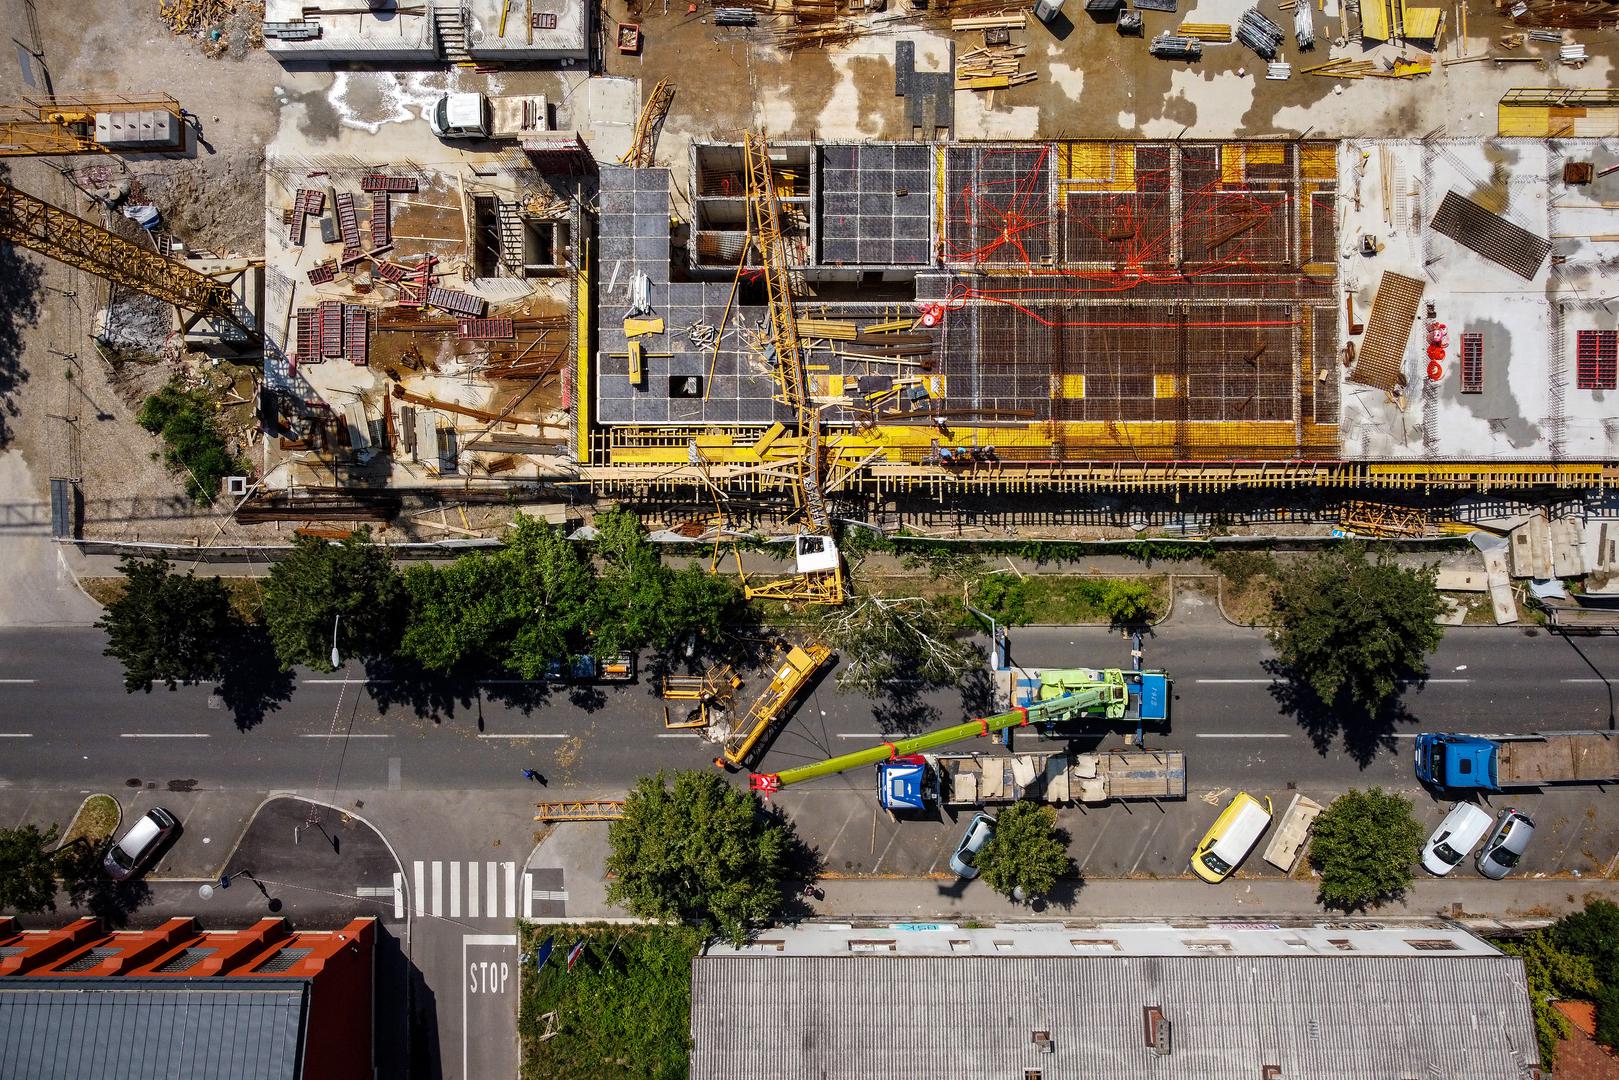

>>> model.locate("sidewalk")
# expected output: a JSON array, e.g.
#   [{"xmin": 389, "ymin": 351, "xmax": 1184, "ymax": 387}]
[{"xmin": 533, "ymin": 822, "xmax": 1619, "ymax": 925}]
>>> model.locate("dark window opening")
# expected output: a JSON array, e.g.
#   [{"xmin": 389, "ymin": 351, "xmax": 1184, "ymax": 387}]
[
  {"xmin": 669, "ymin": 375, "xmax": 704, "ymax": 398},
  {"xmin": 471, "ymin": 195, "xmax": 500, "ymax": 278}
]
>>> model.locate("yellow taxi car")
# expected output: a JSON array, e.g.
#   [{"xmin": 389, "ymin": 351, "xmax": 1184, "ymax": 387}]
[{"xmin": 1190, "ymin": 791, "xmax": 1273, "ymax": 883}]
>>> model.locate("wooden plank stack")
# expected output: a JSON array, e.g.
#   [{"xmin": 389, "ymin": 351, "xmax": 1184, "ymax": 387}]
[
  {"xmin": 1177, "ymin": 21, "xmax": 1232, "ymax": 39},
  {"xmin": 955, "ymin": 44, "xmax": 1037, "ymax": 88}
]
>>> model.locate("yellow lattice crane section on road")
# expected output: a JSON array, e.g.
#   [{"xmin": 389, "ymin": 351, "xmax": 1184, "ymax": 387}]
[
  {"xmin": 0, "ymin": 179, "xmax": 247, "ymax": 330},
  {"xmin": 0, "ymin": 95, "xmax": 182, "ymax": 157}
]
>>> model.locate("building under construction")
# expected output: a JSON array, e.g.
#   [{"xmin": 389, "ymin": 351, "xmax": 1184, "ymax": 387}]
[{"xmin": 581, "ymin": 136, "xmax": 1617, "ymax": 507}]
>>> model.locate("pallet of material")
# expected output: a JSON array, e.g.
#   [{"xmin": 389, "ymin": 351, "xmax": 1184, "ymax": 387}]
[
  {"xmin": 950, "ymin": 13, "xmax": 1025, "ymax": 28},
  {"xmin": 1177, "ymin": 21, "xmax": 1232, "ymax": 38}
]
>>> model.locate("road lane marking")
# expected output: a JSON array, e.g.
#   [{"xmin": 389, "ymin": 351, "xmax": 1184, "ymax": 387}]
[
  {"xmin": 0, "ymin": 679, "xmax": 38, "ymax": 684},
  {"xmin": 503, "ymin": 862, "xmax": 517, "ymax": 920},
  {"xmin": 0, "ymin": 733, "xmax": 34, "ymax": 738},
  {"xmin": 301, "ymin": 678, "xmax": 394, "ymax": 684},
  {"xmin": 837, "ymin": 733, "xmax": 888, "ymax": 739},
  {"xmin": 1563, "ymin": 678, "xmax": 1610, "ymax": 683},
  {"xmin": 299, "ymin": 733, "xmax": 392, "ymax": 738},
  {"xmin": 462, "ymin": 933, "xmax": 518, "ymax": 1080},
  {"xmin": 450, "ymin": 861, "xmax": 461, "ymax": 919},
  {"xmin": 523, "ymin": 872, "xmax": 533, "ymax": 919},
  {"xmin": 394, "ymin": 872, "xmax": 404, "ymax": 919},
  {"xmin": 486, "ymin": 862, "xmax": 498, "ymax": 918},
  {"xmin": 356, "ymin": 886, "xmax": 393, "ymax": 896},
  {"xmin": 1195, "ymin": 733, "xmax": 1291, "ymax": 739},
  {"xmin": 1424, "ymin": 678, "xmax": 1472, "ymax": 684},
  {"xmin": 413, "ymin": 861, "xmax": 425, "ymax": 918},
  {"xmin": 656, "ymin": 733, "xmax": 701, "ymax": 739},
  {"xmin": 120, "ymin": 733, "xmax": 210, "ymax": 738},
  {"xmin": 432, "ymin": 861, "xmax": 443, "ymax": 918},
  {"xmin": 477, "ymin": 733, "xmax": 568, "ymax": 739},
  {"xmin": 469, "ymin": 859, "xmax": 480, "ymax": 915},
  {"xmin": 1194, "ymin": 678, "xmax": 1275, "ymax": 684}
]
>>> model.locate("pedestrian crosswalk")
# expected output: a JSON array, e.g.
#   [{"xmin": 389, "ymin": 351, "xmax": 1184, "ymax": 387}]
[{"xmin": 369, "ymin": 860, "xmax": 569, "ymax": 922}]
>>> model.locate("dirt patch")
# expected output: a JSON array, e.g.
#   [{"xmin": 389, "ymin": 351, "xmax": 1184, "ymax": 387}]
[{"xmin": 60, "ymin": 794, "xmax": 122, "ymax": 849}]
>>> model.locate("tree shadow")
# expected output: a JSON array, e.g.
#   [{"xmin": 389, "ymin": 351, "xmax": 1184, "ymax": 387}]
[
  {"xmin": 217, "ymin": 622, "xmax": 296, "ymax": 731},
  {"xmin": 361, "ymin": 655, "xmax": 483, "ymax": 721},
  {"xmin": 768, "ymin": 799, "xmax": 826, "ymax": 924},
  {"xmin": 959, "ymin": 666, "xmax": 997, "ymax": 718},
  {"xmin": 870, "ymin": 681, "xmax": 941, "ymax": 735},
  {"xmin": 1264, "ymin": 658, "xmax": 1421, "ymax": 766},
  {"xmin": 0, "ymin": 165, "xmax": 40, "ymax": 448},
  {"xmin": 56, "ymin": 842, "xmax": 152, "ymax": 928}
]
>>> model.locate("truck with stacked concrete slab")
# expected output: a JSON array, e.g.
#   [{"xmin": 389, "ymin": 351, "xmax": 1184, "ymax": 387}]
[
  {"xmin": 877, "ymin": 748, "xmax": 1186, "ymax": 810},
  {"xmin": 1413, "ymin": 731, "xmax": 1619, "ymax": 792}
]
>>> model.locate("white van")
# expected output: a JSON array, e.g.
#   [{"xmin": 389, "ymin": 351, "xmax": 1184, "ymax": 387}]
[
  {"xmin": 1191, "ymin": 792, "xmax": 1273, "ymax": 883},
  {"xmin": 1421, "ymin": 802, "xmax": 1492, "ymax": 876}
]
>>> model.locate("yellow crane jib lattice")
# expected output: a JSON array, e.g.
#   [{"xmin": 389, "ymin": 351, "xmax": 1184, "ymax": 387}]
[{"xmin": 0, "ymin": 179, "xmax": 240, "ymax": 324}]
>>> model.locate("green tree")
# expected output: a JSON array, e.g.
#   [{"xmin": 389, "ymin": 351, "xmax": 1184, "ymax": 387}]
[
  {"xmin": 591, "ymin": 509, "xmax": 675, "ymax": 654},
  {"xmin": 975, "ymin": 802, "xmax": 1074, "ymax": 901},
  {"xmin": 98, "ymin": 555, "xmax": 235, "ymax": 692},
  {"xmin": 1552, "ymin": 898, "xmax": 1619, "ymax": 980},
  {"xmin": 1099, "ymin": 579, "xmax": 1157, "ymax": 627},
  {"xmin": 1269, "ymin": 545, "xmax": 1444, "ymax": 711},
  {"xmin": 262, "ymin": 528, "xmax": 403, "ymax": 671},
  {"xmin": 0, "ymin": 824, "xmax": 61, "ymax": 914},
  {"xmin": 816, "ymin": 594, "xmax": 982, "ymax": 696},
  {"xmin": 398, "ymin": 515, "xmax": 594, "ymax": 677},
  {"xmin": 604, "ymin": 770, "xmax": 793, "ymax": 945},
  {"xmin": 1307, "ymin": 787, "xmax": 1424, "ymax": 910},
  {"xmin": 137, "ymin": 379, "xmax": 243, "ymax": 504},
  {"xmin": 660, "ymin": 564, "xmax": 745, "ymax": 649}
]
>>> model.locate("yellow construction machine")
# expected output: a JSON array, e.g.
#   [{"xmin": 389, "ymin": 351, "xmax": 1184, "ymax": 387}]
[{"xmin": 713, "ymin": 641, "xmax": 833, "ymax": 770}]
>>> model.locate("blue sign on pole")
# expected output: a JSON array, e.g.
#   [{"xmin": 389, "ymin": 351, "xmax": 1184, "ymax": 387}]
[{"xmin": 534, "ymin": 935, "xmax": 555, "ymax": 971}]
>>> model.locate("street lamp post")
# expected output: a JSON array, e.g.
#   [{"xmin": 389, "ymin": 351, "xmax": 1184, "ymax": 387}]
[{"xmin": 330, "ymin": 612, "xmax": 342, "ymax": 670}]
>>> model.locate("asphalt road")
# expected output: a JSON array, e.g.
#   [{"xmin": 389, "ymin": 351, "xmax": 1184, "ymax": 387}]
[{"xmin": 1, "ymin": 624, "xmax": 1615, "ymax": 795}]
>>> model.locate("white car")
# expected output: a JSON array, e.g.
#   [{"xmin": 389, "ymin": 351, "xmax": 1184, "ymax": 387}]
[{"xmin": 1421, "ymin": 802, "xmax": 1492, "ymax": 876}]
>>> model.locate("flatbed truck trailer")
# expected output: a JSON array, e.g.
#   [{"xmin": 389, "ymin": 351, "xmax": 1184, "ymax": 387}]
[
  {"xmin": 878, "ymin": 749, "xmax": 1186, "ymax": 809},
  {"xmin": 1414, "ymin": 731, "xmax": 1619, "ymax": 791}
]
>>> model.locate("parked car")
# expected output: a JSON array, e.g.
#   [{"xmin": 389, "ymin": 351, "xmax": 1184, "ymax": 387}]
[
  {"xmin": 1190, "ymin": 791, "xmax": 1273, "ymax": 883},
  {"xmin": 949, "ymin": 812, "xmax": 997, "ymax": 879},
  {"xmin": 103, "ymin": 807, "xmax": 180, "ymax": 882},
  {"xmin": 1421, "ymin": 802, "xmax": 1492, "ymax": 876},
  {"xmin": 1476, "ymin": 808, "xmax": 1535, "ymax": 880}
]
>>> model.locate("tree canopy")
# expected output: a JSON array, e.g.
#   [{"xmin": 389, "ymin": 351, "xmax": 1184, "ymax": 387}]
[
  {"xmin": 262, "ymin": 528, "xmax": 404, "ymax": 671},
  {"xmin": 604, "ymin": 770, "xmax": 795, "ymax": 945},
  {"xmin": 136, "ymin": 379, "xmax": 243, "ymax": 504},
  {"xmin": 398, "ymin": 512, "xmax": 746, "ymax": 675},
  {"xmin": 1500, "ymin": 899, "xmax": 1619, "ymax": 1067},
  {"xmin": 98, "ymin": 555, "xmax": 235, "ymax": 692},
  {"xmin": 0, "ymin": 824, "xmax": 61, "ymax": 914},
  {"xmin": 815, "ymin": 594, "xmax": 982, "ymax": 697},
  {"xmin": 975, "ymin": 802, "xmax": 1074, "ymax": 901},
  {"xmin": 1307, "ymin": 787, "xmax": 1424, "ymax": 910},
  {"xmin": 1269, "ymin": 545, "xmax": 1444, "ymax": 712}
]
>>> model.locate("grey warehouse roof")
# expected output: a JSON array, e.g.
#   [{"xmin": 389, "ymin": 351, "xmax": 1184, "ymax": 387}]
[
  {"xmin": 690, "ymin": 954, "xmax": 1540, "ymax": 1080},
  {"xmin": 0, "ymin": 978, "xmax": 308, "ymax": 1080}
]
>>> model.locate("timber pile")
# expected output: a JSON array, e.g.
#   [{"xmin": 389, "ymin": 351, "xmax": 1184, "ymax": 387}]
[
  {"xmin": 1496, "ymin": 0, "xmax": 1617, "ymax": 28},
  {"xmin": 159, "ymin": 0, "xmax": 243, "ymax": 33},
  {"xmin": 771, "ymin": 18, "xmax": 863, "ymax": 48},
  {"xmin": 1302, "ymin": 55, "xmax": 1432, "ymax": 77},
  {"xmin": 1177, "ymin": 20, "xmax": 1232, "ymax": 39},
  {"xmin": 955, "ymin": 44, "xmax": 1037, "ymax": 88}
]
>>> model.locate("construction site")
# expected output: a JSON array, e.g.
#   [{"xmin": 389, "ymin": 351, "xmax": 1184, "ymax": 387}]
[{"xmin": 3, "ymin": 0, "xmax": 1619, "ymax": 548}]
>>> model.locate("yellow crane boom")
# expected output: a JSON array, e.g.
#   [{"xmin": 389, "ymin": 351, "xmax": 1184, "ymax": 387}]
[
  {"xmin": 618, "ymin": 79, "xmax": 674, "ymax": 168},
  {"xmin": 0, "ymin": 179, "xmax": 249, "ymax": 335},
  {"xmin": 0, "ymin": 94, "xmax": 182, "ymax": 157}
]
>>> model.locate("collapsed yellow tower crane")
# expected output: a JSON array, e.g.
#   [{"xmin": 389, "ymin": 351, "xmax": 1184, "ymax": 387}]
[
  {"xmin": 0, "ymin": 95, "xmax": 183, "ymax": 157},
  {"xmin": 0, "ymin": 179, "xmax": 256, "ymax": 341},
  {"xmin": 617, "ymin": 79, "xmax": 673, "ymax": 168},
  {"xmin": 736, "ymin": 131, "xmax": 844, "ymax": 605}
]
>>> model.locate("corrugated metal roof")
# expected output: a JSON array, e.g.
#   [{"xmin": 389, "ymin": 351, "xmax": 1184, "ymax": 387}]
[
  {"xmin": 690, "ymin": 955, "xmax": 1539, "ymax": 1080},
  {"xmin": 0, "ymin": 977, "xmax": 308, "ymax": 1080}
]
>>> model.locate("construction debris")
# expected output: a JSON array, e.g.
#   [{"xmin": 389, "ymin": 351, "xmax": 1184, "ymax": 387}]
[
  {"xmin": 955, "ymin": 45, "xmax": 1038, "ymax": 89},
  {"xmin": 1496, "ymin": 0, "xmax": 1618, "ymax": 28},
  {"xmin": 1236, "ymin": 8, "xmax": 1286, "ymax": 59}
]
